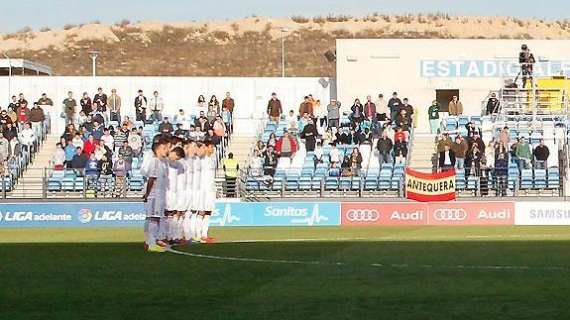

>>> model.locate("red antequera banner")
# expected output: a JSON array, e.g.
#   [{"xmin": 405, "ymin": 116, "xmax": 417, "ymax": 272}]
[{"xmin": 405, "ymin": 168, "xmax": 456, "ymax": 202}]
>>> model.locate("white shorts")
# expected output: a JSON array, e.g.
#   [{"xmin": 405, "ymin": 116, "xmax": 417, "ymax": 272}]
[{"xmin": 144, "ymin": 198, "xmax": 164, "ymax": 218}]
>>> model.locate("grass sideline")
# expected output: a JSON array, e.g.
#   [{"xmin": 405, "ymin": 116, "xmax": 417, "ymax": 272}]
[{"xmin": 1, "ymin": 226, "xmax": 570, "ymax": 319}]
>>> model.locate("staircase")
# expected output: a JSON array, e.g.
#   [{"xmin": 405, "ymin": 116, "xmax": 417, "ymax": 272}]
[
  {"xmin": 217, "ymin": 136, "xmax": 257, "ymax": 175},
  {"xmin": 408, "ymin": 133, "xmax": 437, "ymax": 173},
  {"xmin": 9, "ymin": 135, "xmax": 60, "ymax": 198}
]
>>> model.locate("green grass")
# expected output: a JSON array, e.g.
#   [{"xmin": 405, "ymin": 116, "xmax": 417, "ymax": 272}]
[{"xmin": 1, "ymin": 227, "xmax": 570, "ymax": 319}]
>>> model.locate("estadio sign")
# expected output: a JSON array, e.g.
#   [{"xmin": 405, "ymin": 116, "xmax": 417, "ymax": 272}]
[
  {"xmin": 341, "ymin": 202, "xmax": 514, "ymax": 226},
  {"xmin": 514, "ymin": 202, "xmax": 570, "ymax": 225}
]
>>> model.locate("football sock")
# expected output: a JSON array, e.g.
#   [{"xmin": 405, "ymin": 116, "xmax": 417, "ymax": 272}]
[
  {"xmin": 144, "ymin": 219, "xmax": 151, "ymax": 246},
  {"xmin": 202, "ymin": 215, "xmax": 210, "ymax": 239},
  {"xmin": 190, "ymin": 213, "xmax": 198, "ymax": 239}
]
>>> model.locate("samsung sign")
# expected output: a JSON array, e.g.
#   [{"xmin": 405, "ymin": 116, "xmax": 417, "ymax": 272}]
[{"xmin": 420, "ymin": 60, "xmax": 570, "ymax": 78}]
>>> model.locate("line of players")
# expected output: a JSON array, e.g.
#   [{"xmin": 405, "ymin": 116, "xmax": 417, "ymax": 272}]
[{"xmin": 141, "ymin": 136, "xmax": 217, "ymax": 252}]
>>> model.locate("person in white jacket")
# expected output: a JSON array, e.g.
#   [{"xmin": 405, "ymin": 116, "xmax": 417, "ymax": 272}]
[
  {"xmin": 148, "ymin": 91, "xmax": 164, "ymax": 123},
  {"xmin": 18, "ymin": 122, "xmax": 36, "ymax": 153}
]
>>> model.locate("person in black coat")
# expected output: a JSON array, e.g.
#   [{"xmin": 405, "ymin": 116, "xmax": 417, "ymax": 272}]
[
  {"xmin": 494, "ymin": 154, "xmax": 509, "ymax": 196},
  {"xmin": 300, "ymin": 118, "xmax": 318, "ymax": 152},
  {"xmin": 486, "ymin": 93, "xmax": 500, "ymax": 115}
]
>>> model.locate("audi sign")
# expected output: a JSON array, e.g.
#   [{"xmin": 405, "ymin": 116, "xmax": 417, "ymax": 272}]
[
  {"xmin": 433, "ymin": 209, "xmax": 468, "ymax": 221},
  {"xmin": 346, "ymin": 209, "xmax": 380, "ymax": 222}
]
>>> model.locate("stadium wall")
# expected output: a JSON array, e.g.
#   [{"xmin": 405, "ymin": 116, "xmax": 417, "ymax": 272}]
[
  {"xmin": 336, "ymin": 39, "xmax": 570, "ymax": 132},
  {"xmin": 1, "ymin": 200, "xmax": 568, "ymax": 227},
  {"xmin": 0, "ymin": 76, "xmax": 331, "ymax": 135}
]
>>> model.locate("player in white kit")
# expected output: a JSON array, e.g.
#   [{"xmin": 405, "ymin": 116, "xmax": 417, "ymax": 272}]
[
  {"xmin": 163, "ymin": 146, "xmax": 185, "ymax": 244},
  {"xmin": 196, "ymin": 141, "xmax": 217, "ymax": 243},
  {"xmin": 191, "ymin": 142, "xmax": 204, "ymax": 242},
  {"xmin": 141, "ymin": 138, "xmax": 170, "ymax": 252},
  {"xmin": 182, "ymin": 140, "xmax": 197, "ymax": 243}
]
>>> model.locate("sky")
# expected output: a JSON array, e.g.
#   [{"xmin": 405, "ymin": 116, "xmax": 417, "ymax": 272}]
[{"xmin": 1, "ymin": 0, "xmax": 569, "ymax": 33}]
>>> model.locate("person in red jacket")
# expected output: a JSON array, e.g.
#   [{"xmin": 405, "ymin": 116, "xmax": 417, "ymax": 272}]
[
  {"xmin": 16, "ymin": 102, "xmax": 31, "ymax": 130},
  {"xmin": 393, "ymin": 127, "xmax": 406, "ymax": 142},
  {"xmin": 275, "ymin": 131, "xmax": 298, "ymax": 158},
  {"xmin": 83, "ymin": 134, "xmax": 97, "ymax": 155}
]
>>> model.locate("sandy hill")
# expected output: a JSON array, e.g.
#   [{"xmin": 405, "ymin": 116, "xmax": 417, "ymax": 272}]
[{"xmin": 2, "ymin": 15, "xmax": 570, "ymax": 76}]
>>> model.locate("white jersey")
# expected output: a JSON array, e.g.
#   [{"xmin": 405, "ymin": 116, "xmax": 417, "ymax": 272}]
[
  {"xmin": 184, "ymin": 156, "xmax": 195, "ymax": 211},
  {"xmin": 142, "ymin": 156, "xmax": 167, "ymax": 217},
  {"xmin": 176, "ymin": 160, "xmax": 188, "ymax": 211},
  {"xmin": 196, "ymin": 154, "xmax": 217, "ymax": 211},
  {"xmin": 191, "ymin": 155, "xmax": 202, "ymax": 211},
  {"xmin": 165, "ymin": 160, "xmax": 184, "ymax": 211}
]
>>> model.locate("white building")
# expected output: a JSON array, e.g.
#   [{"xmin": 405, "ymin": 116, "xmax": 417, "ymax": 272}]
[{"xmin": 336, "ymin": 39, "xmax": 570, "ymax": 132}]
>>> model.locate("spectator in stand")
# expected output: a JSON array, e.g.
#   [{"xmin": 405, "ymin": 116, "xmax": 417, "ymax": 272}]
[
  {"xmin": 254, "ymin": 140, "xmax": 266, "ymax": 154},
  {"xmin": 91, "ymin": 121, "xmax": 104, "ymax": 140},
  {"xmin": 158, "ymin": 117, "xmax": 173, "ymax": 135},
  {"xmin": 486, "ymin": 93, "xmax": 500, "ymax": 115},
  {"xmin": 195, "ymin": 95, "xmax": 207, "ymax": 116},
  {"xmin": 114, "ymin": 124, "xmax": 129, "ymax": 151},
  {"xmin": 84, "ymin": 153, "xmax": 100, "ymax": 185},
  {"xmin": 448, "ymin": 95, "xmax": 463, "ymax": 116},
  {"xmin": 299, "ymin": 96, "xmax": 314, "ymax": 118},
  {"xmin": 452, "ymin": 135, "xmax": 468, "ymax": 170},
  {"xmin": 494, "ymin": 154, "xmax": 509, "ymax": 196},
  {"xmin": 249, "ymin": 150, "xmax": 264, "ymax": 177},
  {"xmin": 499, "ymin": 127, "xmax": 510, "ymax": 149},
  {"xmin": 208, "ymin": 95, "xmax": 220, "ymax": 114},
  {"xmin": 19, "ymin": 122, "xmax": 35, "ymax": 153},
  {"xmin": 375, "ymin": 94, "xmax": 388, "ymax": 121},
  {"xmin": 329, "ymin": 143, "xmax": 341, "ymax": 164},
  {"xmin": 533, "ymin": 139, "xmax": 550, "ymax": 169},
  {"xmin": 108, "ymin": 89, "xmax": 121, "ymax": 122},
  {"xmin": 395, "ymin": 109, "xmax": 411, "ymax": 131},
  {"xmin": 326, "ymin": 99, "xmax": 341, "ymax": 130},
  {"xmin": 221, "ymin": 106, "xmax": 232, "ymax": 134},
  {"xmin": 83, "ymin": 135, "xmax": 97, "ymax": 155},
  {"xmin": 470, "ymin": 132, "xmax": 486, "ymax": 154},
  {"xmin": 428, "ymin": 100, "xmax": 440, "ymax": 134},
  {"xmin": 267, "ymin": 132, "xmax": 277, "ymax": 150},
  {"xmin": 222, "ymin": 92, "xmax": 235, "ymax": 120},
  {"xmin": 393, "ymin": 135, "xmax": 408, "ymax": 165},
  {"xmin": 93, "ymin": 88, "xmax": 108, "ymax": 121},
  {"xmin": 174, "ymin": 109, "xmax": 189, "ymax": 128},
  {"xmin": 0, "ymin": 135, "xmax": 9, "ymax": 163},
  {"xmin": 267, "ymin": 93, "xmax": 283, "ymax": 123},
  {"xmin": 313, "ymin": 98, "xmax": 327, "ymax": 129},
  {"xmin": 465, "ymin": 144, "xmax": 482, "ymax": 177},
  {"xmin": 285, "ymin": 110, "xmax": 298, "ymax": 133},
  {"xmin": 174, "ymin": 123, "xmax": 187, "ymax": 138},
  {"xmin": 18, "ymin": 93, "xmax": 28, "ymax": 106},
  {"xmin": 388, "ymin": 92, "xmax": 402, "ymax": 121},
  {"xmin": 64, "ymin": 140, "xmax": 76, "ymax": 167},
  {"xmin": 71, "ymin": 147, "xmax": 88, "ymax": 175},
  {"xmin": 213, "ymin": 115, "xmax": 226, "ymax": 138},
  {"xmin": 263, "ymin": 146, "xmax": 278, "ymax": 176},
  {"xmin": 8, "ymin": 95, "xmax": 19, "ymax": 112},
  {"xmin": 205, "ymin": 128, "xmax": 221, "ymax": 146},
  {"xmin": 8, "ymin": 135, "xmax": 21, "ymax": 160},
  {"xmin": 436, "ymin": 133, "xmax": 453, "ymax": 154},
  {"xmin": 3, "ymin": 122, "xmax": 17, "ymax": 142},
  {"xmin": 122, "ymin": 116, "xmax": 134, "ymax": 130},
  {"xmin": 92, "ymin": 108, "xmax": 105, "ymax": 126},
  {"xmin": 78, "ymin": 111, "xmax": 89, "ymax": 127},
  {"xmin": 98, "ymin": 154, "xmax": 114, "ymax": 197},
  {"xmin": 195, "ymin": 111, "xmax": 210, "ymax": 132},
  {"xmin": 394, "ymin": 127, "xmax": 407, "ymax": 143},
  {"xmin": 53, "ymin": 143, "xmax": 66, "ymax": 170},
  {"xmin": 148, "ymin": 91, "xmax": 164, "ymax": 123},
  {"xmin": 364, "ymin": 95, "xmax": 377, "ymax": 123},
  {"xmin": 401, "ymin": 98, "xmax": 414, "ymax": 119},
  {"xmin": 438, "ymin": 145, "xmax": 455, "ymax": 172},
  {"xmin": 322, "ymin": 127, "xmax": 335, "ymax": 145},
  {"xmin": 0, "ymin": 109, "xmax": 12, "ymax": 131},
  {"xmin": 127, "ymin": 128, "xmax": 142, "ymax": 158},
  {"xmin": 349, "ymin": 147, "xmax": 363, "ymax": 176},
  {"xmin": 113, "ymin": 153, "xmax": 130, "ymax": 198},
  {"xmin": 118, "ymin": 140, "xmax": 134, "ymax": 164},
  {"xmin": 94, "ymin": 140, "xmax": 112, "ymax": 161},
  {"xmin": 377, "ymin": 131, "xmax": 393, "ymax": 166},
  {"xmin": 80, "ymin": 92, "xmax": 93, "ymax": 115},
  {"xmin": 340, "ymin": 156, "xmax": 352, "ymax": 177},
  {"xmin": 63, "ymin": 91, "xmax": 77, "ymax": 125},
  {"xmin": 101, "ymin": 128, "xmax": 114, "ymax": 150},
  {"xmin": 300, "ymin": 118, "xmax": 318, "ymax": 152},
  {"xmin": 37, "ymin": 93, "xmax": 53, "ymax": 108},
  {"xmin": 328, "ymin": 161, "xmax": 340, "ymax": 177},
  {"xmin": 134, "ymin": 90, "xmax": 147, "ymax": 122},
  {"xmin": 71, "ymin": 132, "xmax": 83, "ymax": 149},
  {"xmin": 465, "ymin": 121, "xmax": 482, "ymax": 139},
  {"xmin": 275, "ymin": 130, "xmax": 297, "ymax": 159},
  {"xmin": 16, "ymin": 101, "xmax": 30, "ymax": 130},
  {"xmin": 29, "ymin": 103, "xmax": 45, "ymax": 138},
  {"xmin": 350, "ymin": 98, "xmax": 364, "ymax": 127}
]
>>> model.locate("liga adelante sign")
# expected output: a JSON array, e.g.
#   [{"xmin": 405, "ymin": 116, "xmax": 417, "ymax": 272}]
[{"xmin": 405, "ymin": 168, "xmax": 456, "ymax": 202}]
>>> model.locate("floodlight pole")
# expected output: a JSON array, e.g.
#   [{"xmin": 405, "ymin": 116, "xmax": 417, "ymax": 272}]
[
  {"xmin": 89, "ymin": 51, "xmax": 100, "ymax": 77},
  {"xmin": 280, "ymin": 28, "xmax": 289, "ymax": 78},
  {"xmin": 2, "ymin": 53, "xmax": 11, "ymax": 102}
]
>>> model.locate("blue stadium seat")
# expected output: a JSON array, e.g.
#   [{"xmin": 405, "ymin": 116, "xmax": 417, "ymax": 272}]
[
  {"xmin": 325, "ymin": 177, "xmax": 339, "ymax": 190},
  {"xmin": 534, "ymin": 169, "xmax": 547, "ymax": 189},
  {"xmin": 520, "ymin": 169, "xmax": 533, "ymax": 189}
]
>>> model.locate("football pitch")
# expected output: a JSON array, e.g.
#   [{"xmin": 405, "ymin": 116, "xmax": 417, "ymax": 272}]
[{"xmin": 1, "ymin": 226, "xmax": 570, "ymax": 319}]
